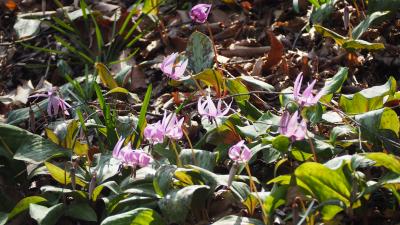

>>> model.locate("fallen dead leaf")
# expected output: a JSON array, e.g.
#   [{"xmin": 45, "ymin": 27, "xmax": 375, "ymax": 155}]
[{"xmin": 263, "ymin": 30, "xmax": 284, "ymax": 70}]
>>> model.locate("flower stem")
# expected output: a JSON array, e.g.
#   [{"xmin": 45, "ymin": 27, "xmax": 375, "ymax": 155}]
[
  {"xmin": 170, "ymin": 140, "xmax": 182, "ymax": 167},
  {"xmin": 245, "ymin": 163, "xmax": 269, "ymax": 223}
]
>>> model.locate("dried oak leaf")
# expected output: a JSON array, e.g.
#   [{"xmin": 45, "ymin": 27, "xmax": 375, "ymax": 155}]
[{"xmin": 263, "ymin": 30, "xmax": 284, "ymax": 70}]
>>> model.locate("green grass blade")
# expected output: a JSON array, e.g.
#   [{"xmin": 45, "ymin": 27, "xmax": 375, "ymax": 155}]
[{"xmin": 132, "ymin": 84, "xmax": 152, "ymax": 148}]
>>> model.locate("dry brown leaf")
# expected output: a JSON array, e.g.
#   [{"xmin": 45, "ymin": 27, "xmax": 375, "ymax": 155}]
[{"xmin": 263, "ymin": 30, "xmax": 284, "ymax": 70}]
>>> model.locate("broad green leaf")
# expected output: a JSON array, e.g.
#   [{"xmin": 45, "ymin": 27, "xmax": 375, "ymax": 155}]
[
  {"xmin": 294, "ymin": 162, "xmax": 352, "ymax": 220},
  {"xmin": 92, "ymin": 181, "xmax": 122, "ymax": 201},
  {"xmin": 64, "ymin": 203, "xmax": 97, "ymax": 222},
  {"xmin": 95, "ymin": 63, "xmax": 118, "ymax": 89},
  {"xmin": 342, "ymin": 39, "xmax": 385, "ymax": 51},
  {"xmin": 310, "ymin": 0, "xmax": 336, "ymax": 24},
  {"xmin": 352, "ymin": 11, "xmax": 390, "ymax": 39},
  {"xmin": 355, "ymin": 108, "xmax": 400, "ymax": 144},
  {"xmin": 8, "ymin": 196, "xmax": 47, "ymax": 221},
  {"xmin": 92, "ymin": 153, "xmax": 121, "ymax": 182},
  {"xmin": 44, "ymin": 162, "xmax": 86, "ymax": 187},
  {"xmin": 320, "ymin": 67, "xmax": 348, "ymax": 103},
  {"xmin": 239, "ymin": 76, "xmax": 274, "ymax": 92},
  {"xmin": 29, "ymin": 203, "xmax": 64, "ymax": 225},
  {"xmin": 213, "ymin": 215, "xmax": 264, "ymax": 225},
  {"xmin": 179, "ymin": 149, "xmax": 217, "ymax": 171},
  {"xmin": 272, "ymin": 135, "xmax": 290, "ymax": 153},
  {"xmin": 329, "ymin": 125, "xmax": 356, "ymax": 145},
  {"xmin": 153, "ymin": 165, "xmax": 177, "ymax": 196},
  {"xmin": 364, "ymin": 152, "xmax": 400, "ymax": 174},
  {"xmin": 100, "ymin": 208, "xmax": 165, "ymax": 225},
  {"xmin": 186, "ymin": 31, "xmax": 215, "ymax": 74},
  {"xmin": 226, "ymin": 78, "xmax": 250, "ymax": 102},
  {"xmin": 0, "ymin": 124, "xmax": 70, "ymax": 163},
  {"xmin": 340, "ymin": 77, "xmax": 396, "ymax": 114},
  {"xmin": 237, "ymin": 112, "xmax": 280, "ymax": 138},
  {"xmin": 174, "ymin": 168, "xmax": 205, "ymax": 187},
  {"xmin": 263, "ymin": 185, "xmax": 288, "ymax": 217},
  {"xmin": 158, "ymin": 185, "xmax": 210, "ymax": 225},
  {"xmin": 314, "ymin": 25, "xmax": 347, "ymax": 46},
  {"xmin": 193, "ymin": 69, "xmax": 225, "ymax": 96}
]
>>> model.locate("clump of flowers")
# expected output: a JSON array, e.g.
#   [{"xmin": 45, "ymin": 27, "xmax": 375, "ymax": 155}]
[
  {"xmin": 160, "ymin": 53, "xmax": 188, "ymax": 80},
  {"xmin": 279, "ymin": 110, "xmax": 307, "ymax": 141},
  {"xmin": 189, "ymin": 4, "xmax": 212, "ymax": 23},
  {"xmin": 144, "ymin": 111, "xmax": 184, "ymax": 144},
  {"xmin": 293, "ymin": 73, "xmax": 323, "ymax": 107},
  {"xmin": 198, "ymin": 95, "xmax": 231, "ymax": 122},
  {"xmin": 30, "ymin": 88, "xmax": 71, "ymax": 117},
  {"xmin": 112, "ymin": 137, "xmax": 152, "ymax": 169}
]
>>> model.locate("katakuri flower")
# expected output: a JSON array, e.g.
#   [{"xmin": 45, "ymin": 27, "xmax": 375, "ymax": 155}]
[
  {"xmin": 279, "ymin": 111, "xmax": 307, "ymax": 141},
  {"xmin": 228, "ymin": 140, "xmax": 252, "ymax": 163},
  {"xmin": 144, "ymin": 112, "xmax": 184, "ymax": 143},
  {"xmin": 293, "ymin": 73, "xmax": 323, "ymax": 107},
  {"xmin": 112, "ymin": 137, "xmax": 152, "ymax": 168},
  {"xmin": 160, "ymin": 53, "xmax": 188, "ymax": 80},
  {"xmin": 30, "ymin": 88, "xmax": 71, "ymax": 117},
  {"xmin": 189, "ymin": 4, "xmax": 212, "ymax": 23},
  {"xmin": 144, "ymin": 121, "xmax": 165, "ymax": 144},
  {"xmin": 198, "ymin": 95, "xmax": 231, "ymax": 122}
]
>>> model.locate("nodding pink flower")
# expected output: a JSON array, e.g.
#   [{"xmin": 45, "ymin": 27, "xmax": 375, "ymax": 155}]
[
  {"xmin": 160, "ymin": 53, "xmax": 188, "ymax": 80},
  {"xmin": 112, "ymin": 137, "xmax": 152, "ymax": 168},
  {"xmin": 144, "ymin": 121, "xmax": 165, "ymax": 144},
  {"xmin": 144, "ymin": 112, "xmax": 184, "ymax": 143},
  {"xmin": 189, "ymin": 4, "xmax": 212, "ymax": 23},
  {"xmin": 162, "ymin": 112, "xmax": 184, "ymax": 140},
  {"xmin": 279, "ymin": 111, "xmax": 307, "ymax": 141},
  {"xmin": 293, "ymin": 73, "xmax": 323, "ymax": 107},
  {"xmin": 30, "ymin": 88, "xmax": 71, "ymax": 117},
  {"xmin": 228, "ymin": 140, "xmax": 251, "ymax": 163},
  {"xmin": 198, "ymin": 95, "xmax": 231, "ymax": 122},
  {"xmin": 124, "ymin": 150, "xmax": 152, "ymax": 168}
]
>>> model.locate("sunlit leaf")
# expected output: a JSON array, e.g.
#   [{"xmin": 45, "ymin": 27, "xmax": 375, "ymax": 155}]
[
  {"xmin": 340, "ymin": 77, "xmax": 396, "ymax": 114},
  {"xmin": 7, "ymin": 196, "xmax": 47, "ymax": 221},
  {"xmin": 100, "ymin": 208, "xmax": 165, "ymax": 225},
  {"xmin": 213, "ymin": 215, "xmax": 264, "ymax": 225},
  {"xmin": 44, "ymin": 162, "xmax": 86, "ymax": 187},
  {"xmin": 352, "ymin": 11, "xmax": 389, "ymax": 39},
  {"xmin": 29, "ymin": 203, "xmax": 64, "ymax": 225},
  {"xmin": 95, "ymin": 63, "xmax": 118, "ymax": 89},
  {"xmin": 364, "ymin": 152, "xmax": 400, "ymax": 174}
]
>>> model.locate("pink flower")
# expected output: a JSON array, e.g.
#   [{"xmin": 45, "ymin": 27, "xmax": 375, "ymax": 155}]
[
  {"xmin": 112, "ymin": 137, "xmax": 152, "ymax": 168},
  {"xmin": 144, "ymin": 121, "xmax": 165, "ymax": 144},
  {"xmin": 161, "ymin": 112, "xmax": 184, "ymax": 140},
  {"xmin": 293, "ymin": 73, "xmax": 323, "ymax": 107},
  {"xmin": 30, "ymin": 88, "xmax": 71, "ymax": 117},
  {"xmin": 189, "ymin": 4, "xmax": 212, "ymax": 23},
  {"xmin": 144, "ymin": 112, "xmax": 184, "ymax": 143},
  {"xmin": 228, "ymin": 140, "xmax": 251, "ymax": 163},
  {"xmin": 124, "ymin": 150, "xmax": 152, "ymax": 167},
  {"xmin": 279, "ymin": 111, "xmax": 307, "ymax": 141},
  {"xmin": 198, "ymin": 95, "xmax": 231, "ymax": 122},
  {"xmin": 160, "ymin": 53, "xmax": 188, "ymax": 80}
]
